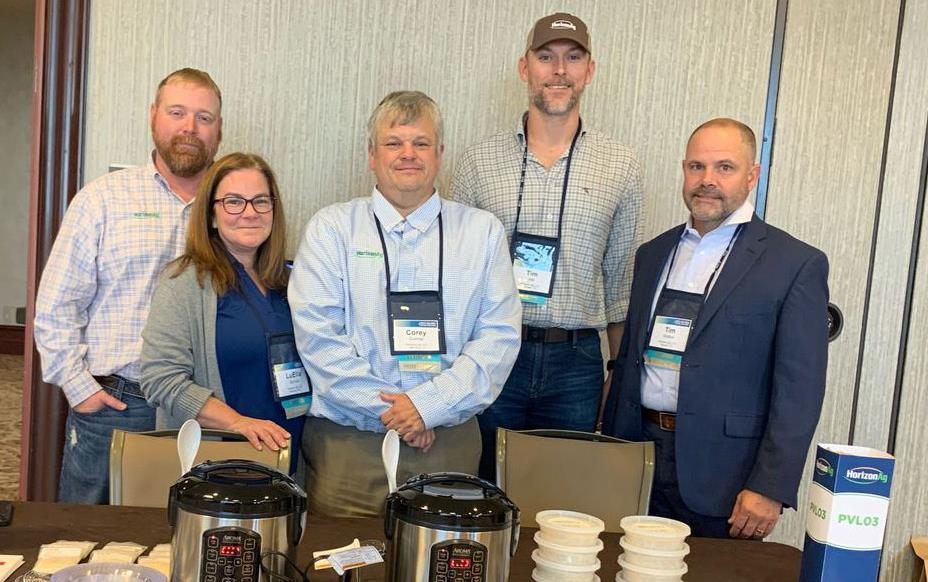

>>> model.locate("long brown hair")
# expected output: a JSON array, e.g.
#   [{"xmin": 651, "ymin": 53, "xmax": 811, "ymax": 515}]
[{"xmin": 170, "ymin": 152, "xmax": 288, "ymax": 295}]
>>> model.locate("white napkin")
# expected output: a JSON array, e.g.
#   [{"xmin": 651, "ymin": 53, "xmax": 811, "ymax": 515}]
[
  {"xmin": 32, "ymin": 546, "xmax": 82, "ymax": 575},
  {"xmin": 0, "ymin": 555, "xmax": 24, "ymax": 582}
]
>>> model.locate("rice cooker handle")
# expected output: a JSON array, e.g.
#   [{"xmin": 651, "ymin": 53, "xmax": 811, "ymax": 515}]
[
  {"xmin": 198, "ymin": 461, "xmax": 280, "ymax": 477},
  {"xmin": 406, "ymin": 472, "xmax": 505, "ymax": 497},
  {"xmin": 383, "ymin": 497, "xmax": 396, "ymax": 540},
  {"xmin": 509, "ymin": 508, "xmax": 520, "ymax": 557}
]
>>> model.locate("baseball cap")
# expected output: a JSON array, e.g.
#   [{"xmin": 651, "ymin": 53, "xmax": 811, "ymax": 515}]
[{"xmin": 526, "ymin": 12, "xmax": 591, "ymax": 53}]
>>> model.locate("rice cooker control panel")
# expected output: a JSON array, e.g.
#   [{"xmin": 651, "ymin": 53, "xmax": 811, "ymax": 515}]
[
  {"xmin": 200, "ymin": 527, "xmax": 261, "ymax": 582},
  {"xmin": 428, "ymin": 540, "xmax": 487, "ymax": 582}
]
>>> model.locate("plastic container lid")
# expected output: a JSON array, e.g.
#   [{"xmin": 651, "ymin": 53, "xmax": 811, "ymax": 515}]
[
  {"xmin": 619, "ymin": 516, "xmax": 690, "ymax": 548},
  {"xmin": 534, "ymin": 531, "xmax": 603, "ymax": 565},
  {"xmin": 532, "ymin": 549, "xmax": 601, "ymax": 573},
  {"xmin": 619, "ymin": 537, "xmax": 690, "ymax": 559},
  {"xmin": 536, "ymin": 510, "xmax": 605, "ymax": 538},
  {"xmin": 618, "ymin": 553, "xmax": 688, "ymax": 581},
  {"xmin": 51, "ymin": 563, "xmax": 167, "ymax": 582},
  {"xmin": 534, "ymin": 568, "xmax": 600, "ymax": 582}
]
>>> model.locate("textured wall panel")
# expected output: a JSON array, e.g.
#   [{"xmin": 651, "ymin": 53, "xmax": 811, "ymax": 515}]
[
  {"xmin": 878, "ymin": 1, "xmax": 928, "ymax": 580},
  {"xmin": 84, "ymin": 0, "xmax": 775, "ymax": 255},
  {"xmin": 763, "ymin": 0, "xmax": 900, "ymax": 549}
]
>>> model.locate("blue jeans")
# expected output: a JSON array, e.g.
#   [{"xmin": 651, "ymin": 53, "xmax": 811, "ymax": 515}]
[
  {"xmin": 477, "ymin": 333, "xmax": 603, "ymax": 480},
  {"xmin": 58, "ymin": 377, "xmax": 156, "ymax": 504},
  {"xmin": 643, "ymin": 420, "xmax": 732, "ymax": 538}
]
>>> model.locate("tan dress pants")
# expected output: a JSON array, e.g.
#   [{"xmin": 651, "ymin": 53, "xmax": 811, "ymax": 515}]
[{"xmin": 302, "ymin": 416, "xmax": 481, "ymax": 517}]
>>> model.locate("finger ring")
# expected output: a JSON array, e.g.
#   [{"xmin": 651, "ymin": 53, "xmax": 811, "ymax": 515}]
[{"xmin": 753, "ymin": 529, "xmax": 765, "ymax": 537}]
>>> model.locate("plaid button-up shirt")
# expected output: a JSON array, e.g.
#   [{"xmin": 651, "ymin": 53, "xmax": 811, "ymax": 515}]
[
  {"xmin": 452, "ymin": 117, "xmax": 644, "ymax": 330},
  {"xmin": 34, "ymin": 159, "xmax": 193, "ymax": 406}
]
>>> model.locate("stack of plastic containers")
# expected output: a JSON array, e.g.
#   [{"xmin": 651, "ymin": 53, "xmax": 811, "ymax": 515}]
[
  {"xmin": 532, "ymin": 510, "xmax": 606, "ymax": 582},
  {"xmin": 616, "ymin": 516, "xmax": 691, "ymax": 581}
]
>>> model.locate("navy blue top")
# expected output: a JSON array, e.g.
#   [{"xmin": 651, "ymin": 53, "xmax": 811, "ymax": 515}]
[{"xmin": 215, "ymin": 261, "xmax": 303, "ymax": 472}]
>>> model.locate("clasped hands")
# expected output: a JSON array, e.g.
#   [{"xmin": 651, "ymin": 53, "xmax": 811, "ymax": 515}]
[{"xmin": 380, "ymin": 392, "xmax": 435, "ymax": 452}]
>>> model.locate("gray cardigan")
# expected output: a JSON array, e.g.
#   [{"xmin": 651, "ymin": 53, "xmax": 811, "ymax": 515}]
[{"xmin": 141, "ymin": 265, "xmax": 224, "ymax": 429}]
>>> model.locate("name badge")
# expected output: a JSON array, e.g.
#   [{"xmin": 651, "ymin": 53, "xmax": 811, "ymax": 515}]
[
  {"xmin": 648, "ymin": 315, "xmax": 692, "ymax": 353},
  {"xmin": 396, "ymin": 354, "xmax": 442, "ymax": 374},
  {"xmin": 512, "ymin": 232, "xmax": 560, "ymax": 305},
  {"xmin": 266, "ymin": 332, "xmax": 312, "ymax": 419},
  {"xmin": 393, "ymin": 319, "xmax": 441, "ymax": 352}
]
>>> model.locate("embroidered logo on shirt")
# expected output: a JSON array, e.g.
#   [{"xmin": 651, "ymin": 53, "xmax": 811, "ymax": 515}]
[
  {"xmin": 132, "ymin": 211, "xmax": 161, "ymax": 218},
  {"xmin": 355, "ymin": 250, "xmax": 384, "ymax": 258}
]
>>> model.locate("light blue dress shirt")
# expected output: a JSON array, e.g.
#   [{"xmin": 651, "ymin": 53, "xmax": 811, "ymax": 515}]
[
  {"xmin": 641, "ymin": 201, "xmax": 755, "ymax": 411},
  {"xmin": 289, "ymin": 189, "xmax": 522, "ymax": 432}
]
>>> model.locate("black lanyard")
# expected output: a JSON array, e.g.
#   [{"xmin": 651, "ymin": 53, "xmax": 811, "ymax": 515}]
[
  {"xmin": 661, "ymin": 223, "xmax": 745, "ymax": 298},
  {"xmin": 512, "ymin": 116, "xmax": 583, "ymax": 244},
  {"xmin": 375, "ymin": 212, "xmax": 444, "ymax": 295}
]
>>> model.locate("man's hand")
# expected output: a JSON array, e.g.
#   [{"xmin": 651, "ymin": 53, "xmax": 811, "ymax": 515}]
[
  {"xmin": 728, "ymin": 489, "xmax": 782, "ymax": 539},
  {"xmin": 403, "ymin": 429, "xmax": 436, "ymax": 452},
  {"xmin": 380, "ymin": 392, "xmax": 426, "ymax": 437},
  {"xmin": 73, "ymin": 389, "xmax": 127, "ymax": 414}
]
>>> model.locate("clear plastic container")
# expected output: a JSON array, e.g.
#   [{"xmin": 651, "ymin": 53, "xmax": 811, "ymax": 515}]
[
  {"xmin": 619, "ymin": 537, "xmax": 690, "ymax": 570},
  {"xmin": 536, "ymin": 509, "xmax": 606, "ymax": 547},
  {"xmin": 532, "ymin": 549, "xmax": 601, "ymax": 582},
  {"xmin": 618, "ymin": 553, "xmax": 688, "ymax": 582},
  {"xmin": 534, "ymin": 569, "xmax": 600, "ymax": 582},
  {"xmin": 619, "ymin": 515, "xmax": 690, "ymax": 550},
  {"xmin": 535, "ymin": 531, "xmax": 604, "ymax": 566},
  {"xmin": 50, "ymin": 563, "xmax": 168, "ymax": 582}
]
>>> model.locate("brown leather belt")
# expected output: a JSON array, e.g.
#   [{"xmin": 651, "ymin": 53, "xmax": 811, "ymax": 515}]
[
  {"xmin": 93, "ymin": 375, "xmax": 144, "ymax": 397},
  {"xmin": 642, "ymin": 407, "xmax": 677, "ymax": 431},
  {"xmin": 522, "ymin": 325, "xmax": 598, "ymax": 343}
]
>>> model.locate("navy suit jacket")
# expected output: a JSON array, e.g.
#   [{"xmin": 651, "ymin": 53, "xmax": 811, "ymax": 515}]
[{"xmin": 603, "ymin": 215, "xmax": 829, "ymax": 516}]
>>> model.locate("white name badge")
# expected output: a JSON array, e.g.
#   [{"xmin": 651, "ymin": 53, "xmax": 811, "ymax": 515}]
[
  {"xmin": 648, "ymin": 315, "xmax": 692, "ymax": 353},
  {"xmin": 393, "ymin": 319, "xmax": 441, "ymax": 352},
  {"xmin": 272, "ymin": 361, "xmax": 311, "ymax": 398}
]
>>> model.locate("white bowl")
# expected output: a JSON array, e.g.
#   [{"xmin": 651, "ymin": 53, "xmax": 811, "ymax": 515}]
[
  {"xmin": 50, "ymin": 563, "xmax": 167, "ymax": 582},
  {"xmin": 532, "ymin": 549, "xmax": 601, "ymax": 582},
  {"xmin": 618, "ymin": 553, "xmax": 688, "ymax": 582},
  {"xmin": 535, "ymin": 568, "xmax": 600, "ymax": 582},
  {"xmin": 619, "ymin": 537, "xmax": 690, "ymax": 570},
  {"xmin": 534, "ymin": 531, "xmax": 604, "ymax": 566},
  {"xmin": 619, "ymin": 515, "xmax": 690, "ymax": 550},
  {"xmin": 536, "ymin": 509, "xmax": 606, "ymax": 547}
]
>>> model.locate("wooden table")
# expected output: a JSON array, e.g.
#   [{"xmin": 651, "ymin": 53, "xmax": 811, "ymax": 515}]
[{"xmin": 0, "ymin": 502, "xmax": 801, "ymax": 580}]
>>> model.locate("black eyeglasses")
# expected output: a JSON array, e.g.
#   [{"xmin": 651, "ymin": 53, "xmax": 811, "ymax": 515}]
[{"xmin": 214, "ymin": 195, "xmax": 275, "ymax": 214}]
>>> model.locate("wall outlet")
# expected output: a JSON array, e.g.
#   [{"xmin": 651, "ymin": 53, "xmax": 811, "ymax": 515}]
[{"xmin": 1, "ymin": 305, "xmax": 24, "ymax": 326}]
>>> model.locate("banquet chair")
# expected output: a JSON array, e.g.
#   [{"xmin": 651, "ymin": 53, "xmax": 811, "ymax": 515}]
[
  {"xmin": 495, "ymin": 428, "xmax": 654, "ymax": 532},
  {"xmin": 109, "ymin": 428, "xmax": 290, "ymax": 507}
]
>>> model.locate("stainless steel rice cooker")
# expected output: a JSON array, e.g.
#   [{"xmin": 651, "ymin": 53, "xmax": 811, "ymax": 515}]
[
  {"xmin": 384, "ymin": 473, "xmax": 519, "ymax": 582},
  {"xmin": 167, "ymin": 460, "xmax": 306, "ymax": 582}
]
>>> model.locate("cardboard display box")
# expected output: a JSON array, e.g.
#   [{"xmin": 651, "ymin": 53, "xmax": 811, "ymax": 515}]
[{"xmin": 799, "ymin": 444, "xmax": 895, "ymax": 582}]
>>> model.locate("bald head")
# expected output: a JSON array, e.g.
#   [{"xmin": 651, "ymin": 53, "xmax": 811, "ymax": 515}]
[{"xmin": 687, "ymin": 118, "xmax": 757, "ymax": 163}]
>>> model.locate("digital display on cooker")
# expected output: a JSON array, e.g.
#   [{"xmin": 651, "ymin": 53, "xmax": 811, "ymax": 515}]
[
  {"xmin": 449, "ymin": 558, "xmax": 471, "ymax": 569},
  {"xmin": 219, "ymin": 544, "xmax": 242, "ymax": 557}
]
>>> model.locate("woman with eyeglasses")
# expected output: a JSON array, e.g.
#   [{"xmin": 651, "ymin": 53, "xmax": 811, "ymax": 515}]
[{"xmin": 141, "ymin": 153, "xmax": 309, "ymax": 466}]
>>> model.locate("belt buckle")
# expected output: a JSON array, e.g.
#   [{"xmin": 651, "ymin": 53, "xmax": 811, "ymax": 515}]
[{"xmin": 658, "ymin": 412, "xmax": 676, "ymax": 431}]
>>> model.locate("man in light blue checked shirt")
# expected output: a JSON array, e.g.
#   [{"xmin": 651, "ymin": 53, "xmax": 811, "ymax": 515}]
[
  {"xmin": 34, "ymin": 69, "xmax": 223, "ymax": 504},
  {"xmin": 290, "ymin": 91, "xmax": 522, "ymax": 517}
]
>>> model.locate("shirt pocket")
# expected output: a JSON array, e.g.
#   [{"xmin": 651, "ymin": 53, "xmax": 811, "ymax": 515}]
[{"xmin": 724, "ymin": 413, "xmax": 766, "ymax": 439}]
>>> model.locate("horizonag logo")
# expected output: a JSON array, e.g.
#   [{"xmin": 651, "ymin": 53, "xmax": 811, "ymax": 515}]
[
  {"xmin": 844, "ymin": 466, "xmax": 888, "ymax": 485},
  {"xmin": 815, "ymin": 458, "xmax": 833, "ymax": 476}
]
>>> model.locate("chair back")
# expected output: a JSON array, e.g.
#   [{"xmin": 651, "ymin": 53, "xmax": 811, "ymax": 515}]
[
  {"xmin": 109, "ymin": 428, "xmax": 290, "ymax": 507},
  {"xmin": 495, "ymin": 428, "xmax": 654, "ymax": 532}
]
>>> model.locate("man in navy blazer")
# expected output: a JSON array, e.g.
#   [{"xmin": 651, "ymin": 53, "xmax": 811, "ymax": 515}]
[{"xmin": 602, "ymin": 118, "xmax": 828, "ymax": 539}]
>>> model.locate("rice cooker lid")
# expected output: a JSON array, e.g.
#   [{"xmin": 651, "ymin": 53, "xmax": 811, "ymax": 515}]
[
  {"xmin": 389, "ymin": 473, "xmax": 516, "ymax": 530},
  {"xmin": 170, "ymin": 459, "xmax": 306, "ymax": 519}
]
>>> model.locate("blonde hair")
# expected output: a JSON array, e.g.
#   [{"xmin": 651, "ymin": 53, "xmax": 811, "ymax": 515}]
[
  {"xmin": 367, "ymin": 90, "xmax": 443, "ymax": 150},
  {"xmin": 169, "ymin": 152, "xmax": 288, "ymax": 295}
]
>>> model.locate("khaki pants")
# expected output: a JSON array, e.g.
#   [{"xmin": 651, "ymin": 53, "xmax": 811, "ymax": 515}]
[{"xmin": 302, "ymin": 416, "xmax": 481, "ymax": 517}]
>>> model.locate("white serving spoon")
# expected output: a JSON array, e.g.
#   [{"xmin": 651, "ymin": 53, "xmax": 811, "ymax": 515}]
[
  {"xmin": 381, "ymin": 429, "xmax": 400, "ymax": 494},
  {"xmin": 177, "ymin": 419, "xmax": 202, "ymax": 476}
]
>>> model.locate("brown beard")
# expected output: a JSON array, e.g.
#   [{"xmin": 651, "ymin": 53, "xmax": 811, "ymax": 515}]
[{"xmin": 155, "ymin": 134, "xmax": 212, "ymax": 178}]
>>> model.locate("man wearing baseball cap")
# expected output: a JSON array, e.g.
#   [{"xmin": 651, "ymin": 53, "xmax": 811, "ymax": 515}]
[{"xmin": 453, "ymin": 12, "xmax": 644, "ymax": 479}]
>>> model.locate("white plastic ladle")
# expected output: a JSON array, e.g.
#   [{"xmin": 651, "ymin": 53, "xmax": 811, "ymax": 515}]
[
  {"xmin": 381, "ymin": 429, "xmax": 400, "ymax": 494},
  {"xmin": 177, "ymin": 419, "xmax": 202, "ymax": 476}
]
